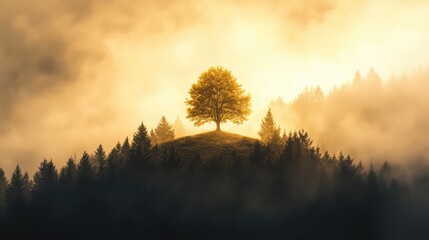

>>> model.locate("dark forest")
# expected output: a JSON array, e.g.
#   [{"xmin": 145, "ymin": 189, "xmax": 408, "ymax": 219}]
[{"xmin": 1, "ymin": 122, "xmax": 428, "ymax": 239}]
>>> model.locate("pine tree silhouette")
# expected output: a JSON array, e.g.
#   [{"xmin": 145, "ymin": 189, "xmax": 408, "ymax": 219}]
[
  {"xmin": 32, "ymin": 159, "xmax": 59, "ymax": 224},
  {"xmin": 5, "ymin": 165, "xmax": 31, "ymax": 208},
  {"xmin": 93, "ymin": 144, "xmax": 106, "ymax": 178},
  {"xmin": 59, "ymin": 157, "xmax": 78, "ymax": 189},
  {"xmin": 77, "ymin": 152, "xmax": 95, "ymax": 189},
  {"xmin": 106, "ymin": 142, "xmax": 122, "ymax": 179},
  {"xmin": 130, "ymin": 122, "xmax": 152, "ymax": 169},
  {"xmin": 33, "ymin": 159, "xmax": 59, "ymax": 195},
  {"xmin": 121, "ymin": 137, "xmax": 131, "ymax": 165},
  {"xmin": 0, "ymin": 168, "xmax": 7, "ymax": 208}
]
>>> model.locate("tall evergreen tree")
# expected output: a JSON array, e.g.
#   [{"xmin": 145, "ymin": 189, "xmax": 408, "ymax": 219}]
[
  {"xmin": 93, "ymin": 144, "xmax": 106, "ymax": 178},
  {"xmin": 0, "ymin": 168, "xmax": 7, "ymax": 208},
  {"xmin": 23, "ymin": 172, "xmax": 32, "ymax": 196},
  {"xmin": 106, "ymin": 143, "xmax": 122, "ymax": 178},
  {"xmin": 379, "ymin": 161, "xmax": 392, "ymax": 181},
  {"xmin": 32, "ymin": 160, "xmax": 59, "ymax": 219},
  {"xmin": 152, "ymin": 116, "xmax": 175, "ymax": 145},
  {"xmin": 33, "ymin": 159, "xmax": 59, "ymax": 195},
  {"xmin": 280, "ymin": 131, "xmax": 302, "ymax": 168},
  {"xmin": 336, "ymin": 152, "xmax": 364, "ymax": 190},
  {"xmin": 130, "ymin": 122, "xmax": 152, "ymax": 168},
  {"xmin": 367, "ymin": 164, "xmax": 380, "ymax": 198},
  {"xmin": 59, "ymin": 157, "xmax": 78, "ymax": 188},
  {"xmin": 121, "ymin": 137, "xmax": 131, "ymax": 164},
  {"xmin": 77, "ymin": 152, "xmax": 95, "ymax": 187},
  {"xmin": 5, "ymin": 165, "xmax": 31, "ymax": 207},
  {"xmin": 258, "ymin": 109, "xmax": 280, "ymax": 144}
]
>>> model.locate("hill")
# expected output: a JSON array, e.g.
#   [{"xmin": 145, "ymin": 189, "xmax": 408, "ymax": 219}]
[{"xmin": 159, "ymin": 131, "xmax": 257, "ymax": 165}]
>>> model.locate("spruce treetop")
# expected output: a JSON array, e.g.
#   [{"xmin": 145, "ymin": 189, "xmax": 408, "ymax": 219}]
[
  {"xmin": 151, "ymin": 116, "xmax": 175, "ymax": 145},
  {"xmin": 258, "ymin": 108, "xmax": 280, "ymax": 143}
]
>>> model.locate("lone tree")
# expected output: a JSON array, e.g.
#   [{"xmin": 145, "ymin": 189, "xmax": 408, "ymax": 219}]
[{"xmin": 186, "ymin": 66, "xmax": 251, "ymax": 131}]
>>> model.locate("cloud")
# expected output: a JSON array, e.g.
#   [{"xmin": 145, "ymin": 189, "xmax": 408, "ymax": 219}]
[
  {"xmin": 287, "ymin": 0, "xmax": 337, "ymax": 25},
  {"xmin": 270, "ymin": 68, "xmax": 429, "ymax": 168}
]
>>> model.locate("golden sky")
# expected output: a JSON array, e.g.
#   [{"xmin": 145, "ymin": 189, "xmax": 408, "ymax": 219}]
[{"xmin": 1, "ymin": 0, "xmax": 429, "ymax": 174}]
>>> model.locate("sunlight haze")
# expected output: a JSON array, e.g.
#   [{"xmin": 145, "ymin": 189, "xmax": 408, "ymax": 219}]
[{"xmin": 1, "ymin": 0, "xmax": 429, "ymax": 175}]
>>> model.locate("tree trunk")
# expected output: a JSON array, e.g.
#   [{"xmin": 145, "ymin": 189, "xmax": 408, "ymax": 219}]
[{"xmin": 216, "ymin": 121, "xmax": 221, "ymax": 131}]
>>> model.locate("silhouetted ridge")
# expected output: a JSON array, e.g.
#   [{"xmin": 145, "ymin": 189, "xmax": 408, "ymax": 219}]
[{"xmin": 0, "ymin": 124, "xmax": 427, "ymax": 240}]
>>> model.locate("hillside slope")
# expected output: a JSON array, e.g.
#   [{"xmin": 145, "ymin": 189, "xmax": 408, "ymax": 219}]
[{"xmin": 160, "ymin": 131, "xmax": 257, "ymax": 164}]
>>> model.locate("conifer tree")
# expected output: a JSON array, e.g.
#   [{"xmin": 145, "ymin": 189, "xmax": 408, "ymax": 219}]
[
  {"xmin": 152, "ymin": 116, "xmax": 175, "ymax": 145},
  {"xmin": 59, "ymin": 157, "xmax": 78, "ymax": 188},
  {"xmin": 130, "ymin": 122, "xmax": 152, "ymax": 168},
  {"xmin": 113, "ymin": 142, "xmax": 121, "ymax": 156},
  {"xmin": 33, "ymin": 159, "xmax": 59, "ymax": 195},
  {"xmin": 93, "ymin": 144, "xmax": 106, "ymax": 177},
  {"xmin": 5, "ymin": 165, "xmax": 31, "ymax": 206},
  {"xmin": 121, "ymin": 137, "xmax": 131, "ymax": 164},
  {"xmin": 336, "ymin": 153, "xmax": 364, "ymax": 187},
  {"xmin": 23, "ymin": 172, "xmax": 32, "ymax": 196},
  {"xmin": 173, "ymin": 116, "xmax": 186, "ymax": 138},
  {"xmin": 367, "ymin": 164, "xmax": 380, "ymax": 195},
  {"xmin": 0, "ymin": 168, "xmax": 7, "ymax": 208},
  {"xmin": 106, "ymin": 143, "xmax": 122, "ymax": 178},
  {"xmin": 150, "ymin": 130, "xmax": 158, "ymax": 146},
  {"xmin": 77, "ymin": 152, "xmax": 95, "ymax": 187},
  {"xmin": 258, "ymin": 109, "xmax": 281, "ymax": 144},
  {"xmin": 378, "ymin": 161, "xmax": 392, "ymax": 191}
]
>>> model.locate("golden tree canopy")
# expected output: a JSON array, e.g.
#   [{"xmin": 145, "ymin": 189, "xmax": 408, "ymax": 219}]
[{"xmin": 185, "ymin": 66, "xmax": 251, "ymax": 131}]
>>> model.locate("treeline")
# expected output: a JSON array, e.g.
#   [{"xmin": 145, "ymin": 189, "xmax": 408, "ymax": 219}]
[
  {"xmin": 270, "ymin": 67, "xmax": 429, "ymax": 163},
  {"xmin": 0, "ymin": 121, "xmax": 428, "ymax": 239}
]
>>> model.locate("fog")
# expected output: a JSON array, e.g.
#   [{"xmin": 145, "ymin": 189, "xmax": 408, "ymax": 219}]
[
  {"xmin": 270, "ymin": 68, "xmax": 429, "ymax": 168},
  {"xmin": 1, "ymin": 0, "xmax": 429, "ymax": 175}
]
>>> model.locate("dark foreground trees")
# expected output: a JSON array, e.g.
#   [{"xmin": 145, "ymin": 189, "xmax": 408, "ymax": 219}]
[{"xmin": 0, "ymin": 123, "xmax": 427, "ymax": 239}]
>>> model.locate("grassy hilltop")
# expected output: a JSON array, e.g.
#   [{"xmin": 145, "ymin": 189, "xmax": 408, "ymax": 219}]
[{"xmin": 159, "ymin": 131, "xmax": 257, "ymax": 164}]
